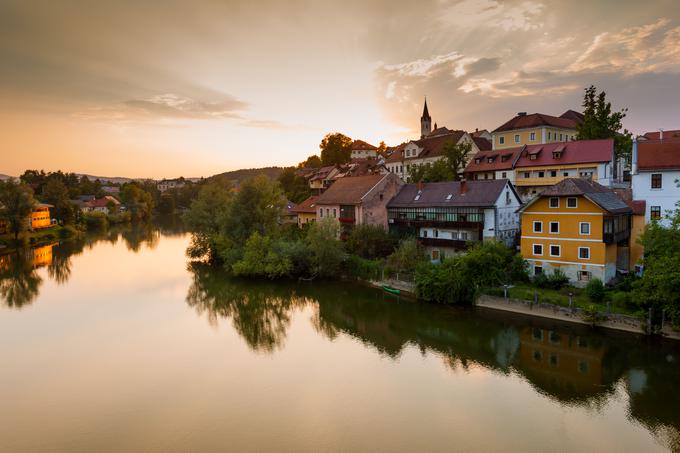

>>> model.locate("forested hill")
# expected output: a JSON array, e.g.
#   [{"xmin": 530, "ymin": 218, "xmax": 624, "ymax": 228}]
[{"xmin": 209, "ymin": 167, "xmax": 284, "ymax": 185}]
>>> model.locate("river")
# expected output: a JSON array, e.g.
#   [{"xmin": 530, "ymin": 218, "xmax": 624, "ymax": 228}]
[{"xmin": 1, "ymin": 222, "xmax": 679, "ymax": 452}]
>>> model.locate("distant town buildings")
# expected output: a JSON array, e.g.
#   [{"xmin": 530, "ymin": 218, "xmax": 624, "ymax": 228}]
[
  {"xmin": 491, "ymin": 111, "xmax": 583, "ymax": 150},
  {"xmin": 157, "ymin": 178, "xmax": 186, "ymax": 192}
]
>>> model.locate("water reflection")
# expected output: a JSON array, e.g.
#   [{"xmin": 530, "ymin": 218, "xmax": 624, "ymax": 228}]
[
  {"xmin": 0, "ymin": 221, "xmax": 176, "ymax": 308},
  {"xmin": 186, "ymin": 263, "xmax": 680, "ymax": 450}
]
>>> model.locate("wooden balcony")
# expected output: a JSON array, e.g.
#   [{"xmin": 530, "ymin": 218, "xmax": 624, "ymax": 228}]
[{"xmin": 418, "ymin": 238, "xmax": 470, "ymax": 249}]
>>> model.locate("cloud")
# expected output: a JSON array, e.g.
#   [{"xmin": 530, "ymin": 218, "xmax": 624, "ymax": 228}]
[
  {"xmin": 569, "ymin": 19, "xmax": 680, "ymax": 75},
  {"xmin": 439, "ymin": 0, "xmax": 544, "ymax": 32},
  {"xmin": 123, "ymin": 93, "xmax": 247, "ymax": 119}
]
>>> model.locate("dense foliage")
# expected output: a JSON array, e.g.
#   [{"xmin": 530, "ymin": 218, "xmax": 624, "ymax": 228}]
[
  {"xmin": 277, "ymin": 167, "xmax": 312, "ymax": 204},
  {"xmin": 407, "ymin": 142, "xmax": 472, "ymax": 183},
  {"xmin": 0, "ymin": 180, "xmax": 37, "ymax": 240},
  {"xmin": 344, "ymin": 224, "xmax": 396, "ymax": 260},
  {"xmin": 319, "ymin": 132, "xmax": 353, "ymax": 166}
]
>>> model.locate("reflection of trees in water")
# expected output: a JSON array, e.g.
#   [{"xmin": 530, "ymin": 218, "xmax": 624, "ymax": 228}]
[
  {"xmin": 186, "ymin": 263, "xmax": 308, "ymax": 352},
  {"xmin": 184, "ymin": 264, "xmax": 680, "ymax": 448},
  {"xmin": 0, "ymin": 252, "xmax": 42, "ymax": 308},
  {"xmin": 121, "ymin": 223, "xmax": 159, "ymax": 252}
]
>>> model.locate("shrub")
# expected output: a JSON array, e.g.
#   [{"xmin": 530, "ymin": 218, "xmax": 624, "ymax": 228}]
[
  {"xmin": 59, "ymin": 225, "xmax": 78, "ymax": 238},
  {"xmin": 344, "ymin": 255, "xmax": 382, "ymax": 280},
  {"xmin": 232, "ymin": 232, "xmax": 292, "ymax": 279},
  {"xmin": 415, "ymin": 258, "xmax": 477, "ymax": 305},
  {"xmin": 534, "ymin": 269, "xmax": 569, "ymax": 290},
  {"xmin": 610, "ymin": 291, "xmax": 631, "ymax": 308},
  {"xmin": 585, "ymin": 278, "xmax": 605, "ymax": 302},
  {"xmin": 345, "ymin": 224, "xmax": 396, "ymax": 259},
  {"xmin": 385, "ymin": 238, "xmax": 426, "ymax": 274},
  {"xmin": 82, "ymin": 211, "xmax": 108, "ymax": 230}
]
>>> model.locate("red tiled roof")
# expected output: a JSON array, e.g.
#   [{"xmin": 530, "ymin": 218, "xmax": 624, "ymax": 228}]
[
  {"xmin": 351, "ymin": 139, "xmax": 378, "ymax": 150},
  {"xmin": 637, "ymin": 140, "xmax": 680, "ymax": 170},
  {"xmin": 291, "ymin": 196, "xmax": 318, "ymax": 214},
  {"xmin": 514, "ymin": 139, "xmax": 613, "ymax": 168},
  {"xmin": 472, "ymin": 136, "xmax": 491, "ymax": 151},
  {"xmin": 385, "ymin": 143, "xmax": 406, "ymax": 163},
  {"xmin": 464, "ymin": 148, "xmax": 523, "ymax": 173},
  {"xmin": 628, "ymin": 200, "xmax": 646, "ymax": 216},
  {"xmin": 522, "ymin": 179, "xmax": 631, "ymax": 214},
  {"xmin": 642, "ymin": 130, "xmax": 680, "ymax": 140},
  {"xmin": 559, "ymin": 110, "xmax": 585, "ymax": 124},
  {"xmin": 493, "ymin": 113, "xmax": 579, "ymax": 133},
  {"xmin": 83, "ymin": 196, "xmax": 120, "ymax": 208},
  {"xmin": 405, "ymin": 131, "xmax": 466, "ymax": 161},
  {"xmin": 315, "ymin": 174, "xmax": 386, "ymax": 205}
]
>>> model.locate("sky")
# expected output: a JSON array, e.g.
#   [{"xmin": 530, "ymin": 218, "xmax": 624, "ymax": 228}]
[{"xmin": 1, "ymin": 0, "xmax": 679, "ymax": 178}]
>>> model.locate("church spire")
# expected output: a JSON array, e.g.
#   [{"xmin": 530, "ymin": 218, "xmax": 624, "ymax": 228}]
[{"xmin": 420, "ymin": 97, "xmax": 432, "ymax": 138}]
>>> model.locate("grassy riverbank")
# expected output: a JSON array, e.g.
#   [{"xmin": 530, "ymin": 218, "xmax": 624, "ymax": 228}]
[{"xmin": 0, "ymin": 225, "xmax": 80, "ymax": 253}]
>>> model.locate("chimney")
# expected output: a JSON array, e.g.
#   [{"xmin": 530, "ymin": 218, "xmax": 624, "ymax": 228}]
[
  {"xmin": 659, "ymin": 128, "xmax": 664, "ymax": 141},
  {"xmin": 460, "ymin": 179, "xmax": 468, "ymax": 194},
  {"xmin": 417, "ymin": 180, "xmax": 424, "ymax": 191},
  {"xmin": 631, "ymin": 138, "xmax": 638, "ymax": 175},
  {"xmin": 517, "ymin": 112, "xmax": 527, "ymax": 116}
]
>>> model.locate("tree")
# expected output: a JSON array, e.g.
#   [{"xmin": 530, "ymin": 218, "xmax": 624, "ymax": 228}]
[
  {"xmin": 120, "ymin": 182, "xmax": 154, "ymax": 221},
  {"xmin": 407, "ymin": 141, "xmax": 472, "ymax": 183},
  {"xmin": 42, "ymin": 178, "xmax": 74, "ymax": 224},
  {"xmin": 277, "ymin": 167, "xmax": 311, "ymax": 203},
  {"xmin": 0, "ymin": 180, "xmax": 36, "ymax": 240},
  {"xmin": 386, "ymin": 238, "xmax": 427, "ymax": 274},
  {"xmin": 344, "ymin": 224, "xmax": 396, "ymax": 259},
  {"xmin": 304, "ymin": 219, "xmax": 345, "ymax": 278},
  {"xmin": 298, "ymin": 155, "xmax": 322, "ymax": 169},
  {"xmin": 377, "ymin": 141, "xmax": 388, "ymax": 157},
  {"xmin": 232, "ymin": 232, "xmax": 292, "ymax": 279},
  {"xmin": 576, "ymin": 85, "xmax": 632, "ymax": 162},
  {"xmin": 319, "ymin": 133, "xmax": 353, "ymax": 166},
  {"xmin": 183, "ymin": 181, "xmax": 233, "ymax": 260}
]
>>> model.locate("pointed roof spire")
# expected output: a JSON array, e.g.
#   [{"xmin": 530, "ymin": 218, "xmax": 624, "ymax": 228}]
[{"xmin": 421, "ymin": 97, "xmax": 431, "ymax": 120}]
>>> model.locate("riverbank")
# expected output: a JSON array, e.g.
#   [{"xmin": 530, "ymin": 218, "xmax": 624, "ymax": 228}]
[
  {"xmin": 369, "ymin": 279, "xmax": 680, "ymax": 341},
  {"xmin": 0, "ymin": 225, "xmax": 80, "ymax": 255}
]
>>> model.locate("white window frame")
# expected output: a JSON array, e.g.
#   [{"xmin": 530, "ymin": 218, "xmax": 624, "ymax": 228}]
[
  {"xmin": 549, "ymin": 221, "xmax": 560, "ymax": 234},
  {"xmin": 533, "ymin": 244, "xmax": 543, "ymax": 256},
  {"xmin": 530, "ymin": 132, "xmax": 536, "ymax": 141},
  {"xmin": 499, "ymin": 136, "xmax": 505, "ymax": 145},
  {"xmin": 514, "ymin": 134, "xmax": 520, "ymax": 143},
  {"xmin": 567, "ymin": 197, "xmax": 578, "ymax": 208},
  {"xmin": 578, "ymin": 247, "xmax": 590, "ymax": 260},
  {"xmin": 549, "ymin": 244, "xmax": 561, "ymax": 257},
  {"xmin": 533, "ymin": 221, "xmax": 543, "ymax": 233},
  {"xmin": 549, "ymin": 197, "xmax": 559, "ymax": 208},
  {"xmin": 580, "ymin": 222, "xmax": 591, "ymax": 235}
]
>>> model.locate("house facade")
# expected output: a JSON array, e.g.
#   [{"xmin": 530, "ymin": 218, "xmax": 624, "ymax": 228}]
[
  {"xmin": 292, "ymin": 196, "xmax": 319, "ymax": 227},
  {"xmin": 387, "ymin": 179, "xmax": 522, "ymax": 260},
  {"xmin": 491, "ymin": 111, "xmax": 582, "ymax": 151},
  {"xmin": 157, "ymin": 179, "xmax": 186, "ymax": 192},
  {"xmin": 631, "ymin": 137, "xmax": 680, "ymax": 225},
  {"xmin": 30, "ymin": 204, "xmax": 53, "ymax": 230},
  {"xmin": 81, "ymin": 196, "xmax": 121, "ymax": 214},
  {"xmin": 314, "ymin": 173, "xmax": 404, "ymax": 234},
  {"xmin": 350, "ymin": 140, "xmax": 378, "ymax": 160},
  {"xmin": 519, "ymin": 179, "xmax": 632, "ymax": 286}
]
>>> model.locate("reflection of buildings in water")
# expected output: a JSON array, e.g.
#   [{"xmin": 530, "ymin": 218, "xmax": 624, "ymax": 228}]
[
  {"xmin": 493, "ymin": 328, "xmax": 521, "ymax": 368},
  {"xmin": 518, "ymin": 327, "xmax": 605, "ymax": 395},
  {"xmin": 29, "ymin": 244, "xmax": 54, "ymax": 268},
  {"xmin": 0, "ymin": 254, "xmax": 10, "ymax": 273}
]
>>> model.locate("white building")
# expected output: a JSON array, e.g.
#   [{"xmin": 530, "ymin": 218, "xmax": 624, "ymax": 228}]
[
  {"xmin": 157, "ymin": 179, "xmax": 186, "ymax": 192},
  {"xmin": 631, "ymin": 137, "xmax": 680, "ymax": 225},
  {"xmin": 350, "ymin": 140, "xmax": 378, "ymax": 160}
]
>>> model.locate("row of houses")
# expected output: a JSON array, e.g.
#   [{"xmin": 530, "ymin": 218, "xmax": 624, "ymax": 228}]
[{"xmin": 288, "ymin": 101, "xmax": 679, "ymax": 287}]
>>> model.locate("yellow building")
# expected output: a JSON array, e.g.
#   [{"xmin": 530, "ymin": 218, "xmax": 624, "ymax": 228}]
[
  {"xmin": 519, "ymin": 179, "xmax": 632, "ymax": 286},
  {"xmin": 291, "ymin": 196, "xmax": 318, "ymax": 228},
  {"xmin": 491, "ymin": 111, "xmax": 581, "ymax": 150},
  {"xmin": 30, "ymin": 204, "xmax": 53, "ymax": 230},
  {"xmin": 30, "ymin": 244, "xmax": 54, "ymax": 267}
]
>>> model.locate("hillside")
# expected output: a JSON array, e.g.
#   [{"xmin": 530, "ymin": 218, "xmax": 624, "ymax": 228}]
[
  {"xmin": 0, "ymin": 174, "xmax": 14, "ymax": 181},
  {"xmin": 209, "ymin": 167, "xmax": 284, "ymax": 185}
]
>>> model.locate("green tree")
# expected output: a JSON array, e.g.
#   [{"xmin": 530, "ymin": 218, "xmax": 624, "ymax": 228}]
[
  {"xmin": 277, "ymin": 167, "xmax": 311, "ymax": 203},
  {"xmin": 576, "ymin": 85, "xmax": 633, "ymax": 162},
  {"xmin": 407, "ymin": 141, "xmax": 472, "ymax": 183},
  {"xmin": 42, "ymin": 178, "xmax": 74, "ymax": 224},
  {"xmin": 120, "ymin": 182, "xmax": 154, "ymax": 221},
  {"xmin": 386, "ymin": 238, "xmax": 427, "ymax": 274},
  {"xmin": 183, "ymin": 181, "xmax": 233, "ymax": 260},
  {"xmin": 304, "ymin": 219, "xmax": 345, "ymax": 278},
  {"xmin": 345, "ymin": 224, "xmax": 396, "ymax": 259},
  {"xmin": 0, "ymin": 180, "xmax": 36, "ymax": 240},
  {"xmin": 232, "ymin": 232, "xmax": 293, "ymax": 279},
  {"xmin": 298, "ymin": 154, "xmax": 322, "ymax": 169},
  {"xmin": 319, "ymin": 133, "xmax": 353, "ymax": 166}
]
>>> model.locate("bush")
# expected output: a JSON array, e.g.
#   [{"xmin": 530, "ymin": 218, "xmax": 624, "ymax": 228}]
[
  {"xmin": 385, "ymin": 238, "xmax": 426, "ymax": 274},
  {"xmin": 415, "ymin": 258, "xmax": 477, "ymax": 305},
  {"xmin": 59, "ymin": 225, "xmax": 78, "ymax": 238},
  {"xmin": 464, "ymin": 241, "xmax": 528, "ymax": 285},
  {"xmin": 610, "ymin": 291, "xmax": 631, "ymax": 308},
  {"xmin": 344, "ymin": 224, "xmax": 396, "ymax": 259},
  {"xmin": 344, "ymin": 255, "xmax": 382, "ymax": 280},
  {"xmin": 534, "ymin": 269, "xmax": 569, "ymax": 290},
  {"xmin": 585, "ymin": 278, "xmax": 605, "ymax": 302},
  {"xmin": 232, "ymin": 232, "xmax": 292, "ymax": 279},
  {"xmin": 82, "ymin": 211, "xmax": 108, "ymax": 230}
]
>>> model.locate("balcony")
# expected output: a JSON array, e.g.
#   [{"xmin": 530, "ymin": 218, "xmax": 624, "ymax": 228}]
[
  {"xmin": 514, "ymin": 174, "xmax": 598, "ymax": 187},
  {"xmin": 390, "ymin": 218, "xmax": 483, "ymax": 230},
  {"xmin": 418, "ymin": 238, "xmax": 469, "ymax": 249}
]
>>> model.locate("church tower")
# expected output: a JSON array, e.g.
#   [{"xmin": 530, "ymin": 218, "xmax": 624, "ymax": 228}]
[{"xmin": 420, "ymin": 97, "xmax": 432, "ymax": 139}]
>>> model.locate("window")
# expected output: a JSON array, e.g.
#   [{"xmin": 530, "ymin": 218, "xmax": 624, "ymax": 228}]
[
  {"xmin": 549, "ymin": 331, "xmax": 561, "ymax": 344},
  {"xmin": 530, "ymin": 132, "xmax": 536, "ymax": 141},
  {"xmin": 533, "ymin": 350, "xmax": 543, "ymax": 362},
  {"xmin": 550, "ymin": 245, "xmax": 561, "ymax": 257},
  {"xmin": 431, "ymin": 250, "xmax": 440, "ymax": 261},
  {"xmin": 563, "ymin": 171, "xmax": 569, "ymax": 177},
  {"xmin": 538, "ymin": 171, "xmax": 545, "ymax": 178},
  {"xmin": 559, "ymin": 133, "xmax": 563, "ymax": 141},
  {"xmin": 475, "ymin": 158, "xmax": 481, "ymax": 164},
  {"xmin": 567, "ymin": 197, "xmax": 577, "ymax": 208},
  {"xmin": 533, "ymin": 221, "xmax": 543, "ymax": 233},
  {"xmin": 532, "ymin": 328, "xmax": 543, "ymax": 340},
  {"xmin": 326, "ymin": 208, "xmax": 330, "ymax": 217},
  {"xmin": 534, "ymin": 265, "xmax": 543, "ymax": 275},
  {"xmin": 319, "ymin": 208, "xmax": 323, "ymax": 218},
  {"xmin": 505, "ymin": 191, "xmax": 511, "ymax": 205},
  {"xmin": 580, "ymin": 222, "xmax": 590, "ymax": 235},
  {"xmin": 579, "ymin": 247, "xmax": 590, "ymax": 260},
  {"xmin": 549, "ymin": 353, "xmax": 559, "ymax": 367},
  {"xmin": 501, "ymin": 171, "xmax": 507, "ymax": 178},
  {"xmin": 422, "ymin": 229, "xmax": 428, "ymax": 238},
  {"xmin": 548, "ymin": 132, "xmax": 552, "ymax": 140},
  {"xmin": 578, "ymin": 360, "xmax": 589, "ymax": 374},
  {"xmin": 499, "ymin": 136, "xmax": 505, "ymax": 145},
  {"xmin": 460, "ymin": 232, "xmax": 468, "ymax": 240},
  {"xmin": 549, "ymin": 221, "xmax": 559, "ymax": 233},
  {"xmin": 549, "ymin": 197, "xmax": 559, "ymax": 208},
  {"xmin": 434, "ymin": 229, "xmax": 439, "ymax": 238},
  {"xmin": 533, "ymin": 244, "xmax": 543, "ymax": 255},
  {"xmin": 578, "ymin": 271, "xmax": 591, "ymax": 282},
  {"xmin": 550, "ymin": 170, "xmax": 557, "ymax": 177},
  {"xmin": 651, "ymin": 206, "xmax": 661, "ymax": 220},
  {"xmin": 379, "ymin": 194, "xmax": 383, "ymax": 201},
  {"xmin": 651, "ymin": 173, "xmax": 662, "ymax": 189},
  {"xmin": 523, "ymin": 172, "xmax": 530, "ymax": 178},
  {"xmin": 514, "ymin": 134, "xmax": 520, "ymax": 143}
]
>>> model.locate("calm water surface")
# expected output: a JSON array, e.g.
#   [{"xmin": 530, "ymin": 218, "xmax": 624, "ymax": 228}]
[{"xmin": 1, "ymin": 223, "xmax": 679, "ymax": 452}]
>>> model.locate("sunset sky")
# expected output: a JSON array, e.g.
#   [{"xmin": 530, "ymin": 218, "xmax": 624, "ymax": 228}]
[{"xmin": 2, "ymin": 0, "xmax": 679, "ymax": 178}]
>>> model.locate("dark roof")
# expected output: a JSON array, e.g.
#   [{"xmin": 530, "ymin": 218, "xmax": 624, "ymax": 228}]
[
  {"xmin": 637, "ymin": 140, "xmax": 680, "ymax": 170},
  {"xmin": 559, "ymin": 110, "xmax": 585, "ymax": 124},
  {"xmin": 524, "ymin": 178, "xmax": 631, "ymax": 214},
  {"xmin": 387, "ymin": 180, "xmax": 509, "ymax": 208},
  {"xmin": 514, "ymin": 139, "xmax": 613, "ymax": 168},
  {"xmin": 471, "ymin": 129, "xmax": 490, "ymax": 138},
  {"xmin": 385, "ymin": 143, "xmax": 406, "ymax": 163},
  {"xmin": 472, "ymin": 136, "xmax": 492, "ymax": 151},
  {"xmin": 464, "ymin": 147, "xmax": 523, "ymax": 173},
  {"xmin": 405, "ymin": 131, "xmax": 466, "ymax": 161},
  {"xmin": 628, "ymin": 200, "xmax": 646, "ymax": 216},
  {"xmin": 428, "ymin": 126, "xmax": 453, "ymax": 137},
  {"xmin": 291, "ymin": 196, "xmax": 318, "ymax": 213},
  {"xmin": 493, "ymin": 113, "xmax": 579, "ymax": 133},
  {"xmin": 315, "ymin": 174, "xmax": 386, "ymax": 205},
  {"xmin": 642, "ymin": 130, "xmax": 680, "ymax": 140},
  {"xmin": 422, "ymin": 98, "xmax": 430, "ymax": 120},
  {"xmin": 351, "ymin": 139, "xmax": 378, "ymax": 150}
]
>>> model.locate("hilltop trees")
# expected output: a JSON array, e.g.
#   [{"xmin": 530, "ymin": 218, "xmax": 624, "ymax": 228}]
[
  {"xmin": 320, "ymin": 133, "xmax": 353, "ymax": 166},
  {"xmin": 576, "ymin": 85, "xmax": 633, "ymax": 162},
  {"xmin": 277, "ymin": 167, "xmax": 311, "ymax": 203},
  {"xmin": 42, "ymin": 179, "xmax": 74, "ymax": 224},
  {"xmin": 0, "ymin": 180, "xmax": 36, "ymax": 240}
]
